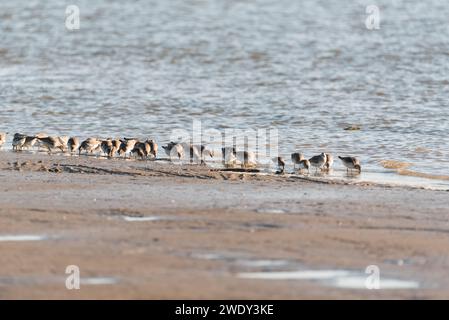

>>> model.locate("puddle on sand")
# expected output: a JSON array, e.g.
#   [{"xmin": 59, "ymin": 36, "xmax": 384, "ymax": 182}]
[
  {"xmin": 238, "ymin": 270, "xmax": 351, "ymax": 280},
  {"xmin": 332, "ymin": 276, "xmax": 419, "ymax": 289},
  {"xmin": 189, "ymin": 252, "xmax": 293, "ymax": 269},
  {"xmin": 82, "ymin": 277, "xmax": 118, "ymax": 285},
  {"xmin": 123, "ymin": 216, "xmax": 164, "ymax": 222},
  {"xmin": 256, "ymin": 208, "xmax": 287, "ymax": 214},
  {"xmin": 0, "ymin": 276, "xmax": 118, "ymax": 286},
  {"xmin": 122, "ymin": 215, "xmax": 186, "ymax": 222},
  {"xmin": 237, "ymin": 270, "xmax": 420, "ymax": 290},
  {"xmin": 234, "ymin": 259, "xmax": 290, "ymax": 268},
  {"xmin": 0, "ymin": 235, "xmax": 47, "ymax": 242},
  {"xmin": 190, "ymin": 252, "xmax": 228, "ymax": 260}
]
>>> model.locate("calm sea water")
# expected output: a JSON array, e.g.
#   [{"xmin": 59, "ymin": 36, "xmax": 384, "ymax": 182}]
[{"xmin": 1, "ymin": 0, "xmax": 448, "ymax": 188}]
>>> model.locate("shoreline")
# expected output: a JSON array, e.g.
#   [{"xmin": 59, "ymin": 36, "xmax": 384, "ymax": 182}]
[
  {"xmin": 1, "ymin": 148, "xmax": 448, "ymax": 192},
  {"xmin": 1, "ymin": 151, "xmax": 449, "ymax": 299}
]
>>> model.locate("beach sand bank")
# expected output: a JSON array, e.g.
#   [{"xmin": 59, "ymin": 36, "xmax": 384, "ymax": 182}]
[{"xmin": 1, "ymin": 151, "xmax": 449, "ymax": 299}]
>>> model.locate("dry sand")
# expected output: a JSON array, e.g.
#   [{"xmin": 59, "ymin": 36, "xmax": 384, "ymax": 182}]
[{"xmin": 1, "ymin": 151, "xmax": 449, "ymax": 299}]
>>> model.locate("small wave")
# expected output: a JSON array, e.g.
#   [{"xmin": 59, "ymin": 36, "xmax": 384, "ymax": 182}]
[
  {"xmin": 39, "ymin": 95, "xmax": 55, "ymax": 101},
  {"xmin": 397, "ymin": 169, "xmax": 449, "ymax": 181},
  {"xmin": 414, "ymin": 147, "xmax": 432, "ymax": 154},
  {"xmin": 380, "ymin": 160, "xmax": 412, "ymax": 169}
]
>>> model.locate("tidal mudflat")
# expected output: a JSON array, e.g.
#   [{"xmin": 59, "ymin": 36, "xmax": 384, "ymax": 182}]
[{"xmin": 1, "ymin": 151, "xmax": 449, "ymax": 299}]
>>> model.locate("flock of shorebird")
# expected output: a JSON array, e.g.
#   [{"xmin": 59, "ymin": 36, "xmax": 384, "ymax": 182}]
[
  {"xmin": 273, "ymin": 152, "xmax": 361, "ymax": 174},
  {"xmin": 0, "ymin": 132, "xmax": 362, "ymax": 174}
]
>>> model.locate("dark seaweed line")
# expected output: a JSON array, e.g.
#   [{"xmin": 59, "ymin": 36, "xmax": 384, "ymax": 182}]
[
  {"xmin": 57, "ymin": 164, "xmax": 143, "ymax": 177},
  {"xmin": 360, "ymin": 225, "xmax": 449, "ymax": 235}
]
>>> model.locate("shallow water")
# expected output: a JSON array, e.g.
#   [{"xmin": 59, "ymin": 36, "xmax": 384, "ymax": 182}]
[
  {"xmin": 189, "ymin": 251, "xmax": 292, "ymax": 269},
  {"xmin": 194, "ymin": 253, "xmax": 420, "ymax": 290},
  {"xmin": 238, "ymin": 270, "xmax": 420, "ymax": 290},
  {"xmin": 123, "ymin": 216, "xmax": 163, "ymax": 222},
  {"xmin": 1, "ymin": 0, "xmax": 448, "ymax": 187},
  {"xmin": 0, "ymin": 235, "xmax": 47, "ymax": 242},
  {"xmin": 82, "ymin": 277, "xmax": 118, "ymax": 285},
  {"xmin": 289, "ymin": 168, "xmax": 449, "ymax": 191},
  {"xmin": 0, "ymin": 276, "xmax": 118, "ymax": 286}
]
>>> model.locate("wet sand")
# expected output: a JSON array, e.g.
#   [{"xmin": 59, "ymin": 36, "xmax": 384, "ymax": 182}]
[{"xmin": 1, "ymin": 151, "xmax": 449, "ymax": 299}]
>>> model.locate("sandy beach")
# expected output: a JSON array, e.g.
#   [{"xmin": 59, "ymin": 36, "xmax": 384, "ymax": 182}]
[{"xmin": 1, "ymin": 150, "xmax": 448, "ymax": 299}]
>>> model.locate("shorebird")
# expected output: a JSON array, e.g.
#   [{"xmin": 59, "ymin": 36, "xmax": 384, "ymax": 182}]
[
  {"xmin": 35, "ymin": 133, "xmax": 48, "ymax": 139},
  {"xmin": 309, "ymin": 153, "xmax": 327, "ymax": 172},
  {"xmin": 37, "ymin": 136, "xmax": 66, "ymax": 153},
  {"xmin": 67, "ymin": 137, "xmax": 80, "ymax": 154},
  {"xmin": 12, "ymin": 133, "xmax": 27, "ymax": 151},
  {"xmin": 147, "ymin": 139, "xmax": 158, "ymax": 158},
  {"xmin": 339, "ymin": 156, "xmax": 361, "ymax": 173},
  {"xmin": 192, "ymin": 144, "xmax": 214, "ymax": 163},
  {"xmin": 162, "ymin": 142, "xmax": 173, "ymax": 156},
  {"xmin": 34, "ymin": 133, "xmax": 48, "ymax": 150},
  {"xmin": 291, "ymin": 153, "xmax": 310, "ymax": 173},
  {"xmin": 202, "ymin": 148, "xmax": 215, "ymax": 158},
  {"xmin": 172, "ymin": 143, "xmax": 184, "ymax": 160},
  {"xmin": 272, "ymin": 156, "xmax": 286, "ymax": 173},
  {"xmin": 162, "ymin": 142, "xmax": 174, "ymax": 155},
  {"xmin": 0, "ymin": 132, "xmax": 7, "ymax": 149},
  {"xmin": 198, "ymin": 147, "xmax": 214, "ymax": 164},
  {"xmin": 221, "ymin": 147, "xmax": 236, "ymax": 164},
  {"xmin": 172, "ymin": 142, "xmax": 203, "ymax": 163},
  {"xmin": 79, "ymin": 138, "xmax": 101, "ymax": 155},
  {"xmin": 0, "ymin": 132, "xmax": 6, "ymax": 148},
  {"xmin": 221, "ymin": 147, "xmax": 236, "ymax": 158},
  {"xmin": 110, "ymin": 139, "xmax": 121, "ymax": 158},
  {"xmin": 162, "ymin": 142, "xmax": 184, "ymax": 160},
  {"xmin": 298, "ymin": 158, "xmax": 310, "ymax": 173},
  {"xmin": 193, "ymin": 144, "xmax": 206, "ymax": 155},
  {"xmin": 324, "ymin": 153, "xmax": 334, "ymax": 171},
  {"xmin": 291, "ymin": 153, "xmax": 303, "ymax": 170},
  {"xmin": 101, "ymin": 139, "xmax": 114, "ymax": 158},
  {"xmin": 118, "ymin": 138, "xmax": 138, "ymax": 158},
  {"xmin": 58, "ymin": 136, "xmax": 69, "ymax": 151},
  {"xmin": 291, "ymin": 152, "xmax": 310, "ymax": 171},
  {"xmin": 131, "ymin": 141, "xmax": 148, "ymax": 159},
  {"xmin": 236, "ymin": 151, "xmax": 257, "ymax": 168},
  {"xmin": 131, "ymin": 139, "xmax": 157, "ymax": 160},
  {"xmin": 22, "ymin": 136, "xmax": 38, "ymax": 150}
]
